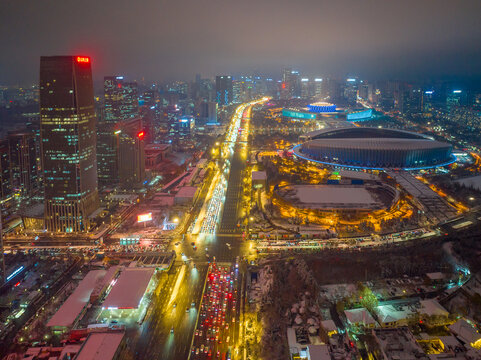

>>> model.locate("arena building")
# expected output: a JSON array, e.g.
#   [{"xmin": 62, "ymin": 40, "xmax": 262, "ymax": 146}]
[
  {"xmin": 282, "ymin": 102, "xmax": 339, "ymax": 121},
  {"xmin": 282, "ymin": 103, "xmax": 375, "ymax": 123},
  {"xmin": 307, "ymin": 102, "xmax": 337, "ymax": 113},
  {"xmin": 293, "ymin": 127, "xmax": 455, "ymax": 170}
]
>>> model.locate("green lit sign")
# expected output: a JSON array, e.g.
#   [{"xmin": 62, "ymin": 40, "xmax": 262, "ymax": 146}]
[{"xmin": 282, "ymin": 109, "xmax": 316, "ymax": 120}]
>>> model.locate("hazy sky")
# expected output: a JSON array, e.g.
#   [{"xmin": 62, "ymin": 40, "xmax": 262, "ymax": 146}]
[{"xmin": 1, "ymin": 0, "xmax": 481, "ymax": 85}]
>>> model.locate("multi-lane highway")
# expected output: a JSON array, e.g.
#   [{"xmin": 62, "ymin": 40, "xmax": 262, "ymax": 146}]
[
  {"xmin": 219, "ymin": 143, "xmax": 246, "ymax": 234},
  {"xmin": 190, "ymin": 262, "xmax": 242, "ymax": 359},
  {"xmin": 129, "ymin": 100, "xmax": 265, "ymax": 360},
  {"xmin": 133, "ymin": 263, "xmax": 208, "ymax": 359}
]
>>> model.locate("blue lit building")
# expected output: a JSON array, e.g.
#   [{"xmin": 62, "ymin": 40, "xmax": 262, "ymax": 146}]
[
  {"xmin": 215, "ymin": 76, "xmax": 233, "ymax": 105},
  {"xmin": 282, "ymin": 109, "xmax": 317, "ymax": 120},
  {"xmin": 346, "ymin": 109, "xmax": 373, "ymax": 122},
  {"xmin": 294, "ymin": 127, "xmax": 454, "ymax": 170},
  {"xmin": 307, "ymin": 102, "xmax": 337, "ymax": 113},
  {"xmin": 176, "ymin": 116, "xmax": 195, "ymax": 139}
]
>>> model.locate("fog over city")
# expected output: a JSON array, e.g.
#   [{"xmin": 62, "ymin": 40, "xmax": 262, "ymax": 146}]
[{"xmin": 1, "ymin": 0, "xmax": 481, "ymax": 84}]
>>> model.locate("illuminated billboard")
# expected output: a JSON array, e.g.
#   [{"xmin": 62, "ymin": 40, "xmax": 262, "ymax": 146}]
[
  {"xmin": 137, "ymin": 213, "xmax": 152, "ymax": 223},
  {"xmin": 346, "ymin": 109, "xmax": 373, "ymax": 122},
  {"xmin": 282, "ymin": 109, "xmax": 316, "ymax": 120}
]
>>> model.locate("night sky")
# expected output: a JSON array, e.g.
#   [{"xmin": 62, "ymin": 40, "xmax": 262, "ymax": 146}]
[{"xmin": 1, "ymin": 0, "xmax": 481, "ymax": 85}]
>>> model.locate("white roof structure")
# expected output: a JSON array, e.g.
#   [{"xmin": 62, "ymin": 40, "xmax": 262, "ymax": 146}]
[
  {"xmin": 449, "ymin": 319, "xmax": 481, "ymax": 346},
  {"xmin": 252, "ymin": 171, "xmax": 267, "ymax": 181},
  {"xmin": 102, "ymin": 268, "xmax": 154, "ymax": 309},
  {"xmin": 426, "ymin": 272, "xmax": 445, "ymax": 281},
  {"xmin": 47, "ymin": 270, "xmax": 106, "ymax": 328},
  {"xmin": 456, "ymin": 175, "xmax": 481, "ymax": 192},
  {"xmin": 419, "ymin": 299, "xmax": 449, "ymax": 317},
  {"xmin": 281, "ymin": 185, "xmax": 380, "ymax": 210},
  {"xmin": 307, "ymin": 344, "xmax": 331, "ymax": 360},
  {"xmin": 373, "ymin": 327, "xmax": 428, "ymax": 360},
  {"xmin": 375, "ymin": 304, "xmax": 414, "ymax": 325},
  {"xmin": 339, "ymin": 170, "xmax": 378, "ymax": 180},
  {"xmin": 75, "ymin": 332, "xmax": 124, "ymax": 360},
  {"xmin": 109, "ymin": 194, "xmax": 138, "ymax": 203},
  {"xmin": 175, "ymin": 186, "xmax": 198, "ymax": 199},
  {"xmin": 344, "ymin": 308, "xmax": 377, "ymax": 326},
  {"xmin": 91, "ymin": 266, "xmax": 119, "ymax": 300},
  {"xmin": 320, "ymin": 320, "xmax": 337, "ymax": 333},
  {"xmin": 59, "ymin": 344, "xmax": 81, "ymax": 359},
  {"xmin": 437, "ymin": 335, "xmax": 461, "ymax": 349}
]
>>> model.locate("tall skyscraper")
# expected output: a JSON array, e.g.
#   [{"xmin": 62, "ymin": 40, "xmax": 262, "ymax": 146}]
[
  {"xmin": 40, "ymin": 56, "xmax": 99, "ymax": 233},
  {"xmin": 300, "ymin": 78, "xmax": 310, "ymax": 98},
  {"xmin": 197, "ymin": 101, "xmax": 218, "ymax": 125},
  {"xmin": 344, "ymin": 77, "xmax": 359, "ymax": 105},
  {"xmin": 399, "ymin": 86, "xmax": 423, "ymax": 115},
  {"xmin": 215, "ymin": 76, "xmax": 233, "ymax": 105},
  {"xmin": 98, "ymin": 76, "xmax": 139, "ymax": 186},
  {"xmin": 104, "ymin": 76, "xmax": 139, "ymax": 121},
  {"xmin": 0, "ymin": 139, "xmax": 11, "ymax": 201},
  {"xmin": 314, "ymin": 78, "xmax": 323, "ymax": 98},
  {"xmin": 115, "ymin": 117, "xmax": 145, "ymax": 188},
  {"xmin": 8, "ymin": 132, "xmax": 38, "ymax": 197},
  {"xmin": 446, "ymin": 89, "xmax": 467, "ymax": 109}
]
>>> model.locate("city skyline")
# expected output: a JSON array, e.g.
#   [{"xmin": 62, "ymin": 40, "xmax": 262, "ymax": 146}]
[
  {"xmin": 2, "ymin": 0, "xmax": 481, "ymax": 85},
  {"xmin": 2, "ymin": 1, "xmax": 481, "ymax": 359}
]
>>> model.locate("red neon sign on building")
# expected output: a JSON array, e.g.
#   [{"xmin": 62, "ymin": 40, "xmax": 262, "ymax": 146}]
[
  {"xmin": 137, "ymin": 131, "xmax": 145, "ymax": 139},
  {"xmin": 76, "ymin": 56, "xmax": 90, "ymax": 63}
]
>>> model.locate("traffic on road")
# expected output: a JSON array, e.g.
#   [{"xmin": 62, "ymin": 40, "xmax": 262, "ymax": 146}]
[{"xmin": 191, "ymin": 262, "xmax": 240, "ymax": 359}]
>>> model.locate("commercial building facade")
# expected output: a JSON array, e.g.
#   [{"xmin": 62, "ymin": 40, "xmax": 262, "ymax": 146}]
[
  {"xmin": 98, "ymin": 76, "xmax": 139, "ymax": 186},
  {"xmin": 215, "ymin": 76, "xmax": 233, "ymax": 105},
  {"xmin": 40, "ymin": 56, "xmax": 99, "ymax": 232},
  {"xmin": 115, "ymin": 117, "xmax": 145, "ymax": 188},
  {"xmin": 8, "ymin": 132, "xmax": 38, "ymax": 197}
]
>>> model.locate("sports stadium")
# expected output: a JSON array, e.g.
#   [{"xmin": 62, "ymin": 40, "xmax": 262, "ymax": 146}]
[
  {"xmin": 293, "ymin": 127, "xmax": 455, "ymax": 170},
  {"xmin": 282, "ymin": 103, "xmax": 374, "ymax": 122}
]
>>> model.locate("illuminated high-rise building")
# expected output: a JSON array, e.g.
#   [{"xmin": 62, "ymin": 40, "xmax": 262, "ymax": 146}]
[
  {"xmin": 344, "ymin": 77, "xmax": 359, "ymax": 105},
  {"xmin": 8, "ymin": 132, "xmax": 38, "ymax": 197},
  {"xmin": 446, "ymin": 89, "xmax": 467, "ymax": 109},
  {"xmin": 196, "ymin": 101, "xmax": 218, "ymax": 125},
  {"xmin": 104, "ymin": 76, "xmax": 139, "ymax": 121},
  {"xmin": 115, "ymin": 117, "xmax": 145, "ymax": 188},
  {"xmin": 176, "ymin": 116, "xmax": 195, "ymax": 140},
  {"xmin": 358, "ymin": 83, "xmax": 369, "ymax": 101},
  {"xmin": 215, "ymin": 76, "xmax": 233, "ymax": 105},
  {"xmin": 0, "ymin": 139, "xmax": 11, "ymax": 201},
  {"xmin": 40, "ymin": 56, "xmax": 99, "ymax": 233},
  {"xmin": 98, "ymin": 76, "xmax": 139, "ymax": 186},
  {"xmin": 314, "ymin": 78, "xmax": 323, "ymax": 98},
  {"xmin": 300, "ymin": 78, "xmax": 310, "ymax": 98}
]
